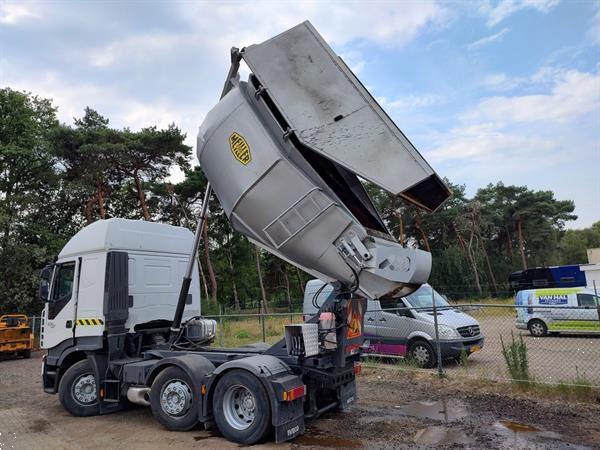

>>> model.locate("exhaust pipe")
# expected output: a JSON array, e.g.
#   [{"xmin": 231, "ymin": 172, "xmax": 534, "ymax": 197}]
[{"xmin": 127, "ymin": 387, "xmax": 151, "ymax": 406}]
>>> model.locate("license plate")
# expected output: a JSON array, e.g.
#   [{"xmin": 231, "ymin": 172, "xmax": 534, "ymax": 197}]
[{"xmin": 470, "ymin": 345, "xmax": 481, "ymax": 353}]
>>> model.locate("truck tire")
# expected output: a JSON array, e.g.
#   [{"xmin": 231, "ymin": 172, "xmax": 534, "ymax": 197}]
[
  {"xmin": 213, "ymin": 369, "xmax": 272, "ymax": 444},
  {"xmin": 58, "ymin": 359, "xmax": 100, "ymax": 416},
  {"xmin": 409, "ymin": 340, "xmax": 436, "ymax": 368},
  {"xmin": 22, "ymin": 349, "xmax": 31, "ymax": 359},
  {"xmin": 150, "ymin": 366, "xmax": 199, "ymax": 431},
  {"xmin": 528, "ymin": 319, "xmax": 547, "ymax": 337}
]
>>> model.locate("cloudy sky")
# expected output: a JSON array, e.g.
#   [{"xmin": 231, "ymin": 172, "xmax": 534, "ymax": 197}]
[{"xmin": 2, "ymin": 0, "xmax": 598, "ymax": 227}]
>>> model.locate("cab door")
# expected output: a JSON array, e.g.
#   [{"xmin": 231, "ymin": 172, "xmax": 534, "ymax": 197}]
[{"xmin": 42, "ymin": 260, "xmax": 79, "ymax": 349}]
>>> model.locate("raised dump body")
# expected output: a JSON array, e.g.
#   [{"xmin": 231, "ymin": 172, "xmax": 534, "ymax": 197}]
[{"xmin": 198, "ymin": 21, "xmax": 450, "ymax": 299}]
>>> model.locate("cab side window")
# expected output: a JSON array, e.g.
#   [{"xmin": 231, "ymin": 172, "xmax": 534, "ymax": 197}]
[
  {"xmin": 48, "ymin": 261, "xmax": 76, "ymax": 320},
  {"xmin": 52, "ymin": 262, "xmax": 76, "ymax": 301},
  {"xmin": 577, "ymin": 294, "xmax": 598, "ymax": 307}
]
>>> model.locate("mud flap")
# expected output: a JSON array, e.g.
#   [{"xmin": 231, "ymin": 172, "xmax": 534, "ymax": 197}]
[
  {"xmin": 337, "ymin": 379, "xmax": 357, "ymax": 410},
  {"xmin": 273, "ymin": 398, "xmax": 305, "ymax": 443}
]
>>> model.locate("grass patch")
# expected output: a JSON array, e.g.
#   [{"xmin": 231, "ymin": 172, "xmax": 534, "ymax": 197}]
[{"xmin": 501, "ymin": 332, "xmax": 530, "ymax": 386}]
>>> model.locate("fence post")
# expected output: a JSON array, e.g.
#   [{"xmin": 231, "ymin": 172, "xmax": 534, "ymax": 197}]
[
  {"xmin": 431, "ymin": 287, "xmax": 444, "ymax": 377},
  {"xmin": 261, "ymin": 312, "xmax": 266, "ymax": 343},
  {"xmin": 594, "ymin": 281, "xmax": 599, "ymax": 323},
  {"xmin": 219, "ymin": 304, "xmax": 224, "ymax": 347}
]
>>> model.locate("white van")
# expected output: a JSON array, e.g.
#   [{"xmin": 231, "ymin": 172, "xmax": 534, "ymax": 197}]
[
  {"xmin": 303, "ymin": 280, "xmax": 484, "ymax": 368},
  {"xmin": 515, "ymin": 287, "xmax": 600, "ymax": 336}
]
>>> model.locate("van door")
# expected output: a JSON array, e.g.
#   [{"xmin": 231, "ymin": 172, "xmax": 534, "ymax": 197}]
[
  {"xmin": 372, "ymin": 299, "xmax": 412, "ymax": 356},
  {"xmin": 576, "ymin": 293, "xmax": 600, "ymax": 322},
  {"xmin": 364, "ymin": 299, "xmax": 381, "ymax": 349}
]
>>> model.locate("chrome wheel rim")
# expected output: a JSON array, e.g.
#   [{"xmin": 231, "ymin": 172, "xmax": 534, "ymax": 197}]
[
  {"xmin": 72, "ymin": 374, "xmax": 97, "ymax": 405},
  {"xmin": 160, "ymin": 380, "xmax": 192, "ymax": 417},
  {"xmin": 412, "ymin": 345, "xmax": 431, "ymax": 365},
  {"xmin": 222, "ymin": 385, "xmax": 256, "ymax": 430}
]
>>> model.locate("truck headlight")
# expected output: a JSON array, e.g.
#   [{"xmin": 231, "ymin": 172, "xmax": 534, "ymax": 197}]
[{"xmin": 437, "ymin": 325, "xmax": 460, "ymax": 339}]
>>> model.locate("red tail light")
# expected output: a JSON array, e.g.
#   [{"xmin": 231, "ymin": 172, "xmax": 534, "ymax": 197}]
[
  {"xmin": 283, "ymin": 385, "xmax": 306, "ymax": 401},
  {"xmin": 354, "ymin": 362, "xmax": 362, "ymax": 375}
]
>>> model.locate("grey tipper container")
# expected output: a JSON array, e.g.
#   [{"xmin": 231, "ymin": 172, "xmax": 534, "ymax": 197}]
[{"xmin": 197, "ymin": 21, "xmax": 449, "ymax": 299}]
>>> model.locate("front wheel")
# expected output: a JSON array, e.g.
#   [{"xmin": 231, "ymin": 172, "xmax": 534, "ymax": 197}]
[
  {"xmin": 150, "ymin": 366, "xmax": 199, "ymax": 431},
  {"xmin": 409, "ymin": 340, "xmax": 436, "ymax": 368},
  {"xmin": 213, "ymin": 370, "xmax": 272, "ymax": 445},
  {"xmin": 528, "ymin": 319, "xmax": 547, "ymax": 337},
  {"xmin": 58, "ymin": 359, "xmax": 100, "ymax": 416}
]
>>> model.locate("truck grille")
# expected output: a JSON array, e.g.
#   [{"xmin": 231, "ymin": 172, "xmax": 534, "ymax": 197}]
[{"xmin": 457, "ymin": 325, "xmax": 480, "ymax": 338}]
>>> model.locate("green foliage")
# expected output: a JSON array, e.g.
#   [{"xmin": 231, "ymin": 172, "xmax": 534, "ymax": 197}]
[
  {"xmin": 559, "ymin": 222, "xmax": 600, "ymax": 264},
  {"xmin": 501, "ymin": 332, "xmax": 530, "ymax": 385}
]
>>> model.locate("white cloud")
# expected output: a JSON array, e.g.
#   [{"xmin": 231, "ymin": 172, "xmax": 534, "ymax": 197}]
[
  {"xmin": 480, "ymin": 73, "xmax": 523, "ymax": 91},
  {"xmin": 378, "ymin": 94, "xmax": 445, "ymax": 110},
  {"xmin": 0, "ymin": 3, "xmax": 38, "ymax": 24},
  {"xmin": 467, "ymin": 27, "xmax": 510, "ymax": 50},
  {"xmin": 479, "ymin": 0, "xmax": 560, "ymax": 27},
  {"xmin": 471, "ymin": 69, "xmax": 600, "ymax": 123},
  {"xmin": 587, "ymin": 5, "xmax": 600, "ymax": 45}
]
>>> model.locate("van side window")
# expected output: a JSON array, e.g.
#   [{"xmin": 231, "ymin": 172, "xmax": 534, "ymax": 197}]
[
  {"xmin": 396, "ymin": 300, "xmax": 413, "ymax": 318},
  {"xmin": 577, "ymin": 294, "xmax": 598, "ymax": 307}
]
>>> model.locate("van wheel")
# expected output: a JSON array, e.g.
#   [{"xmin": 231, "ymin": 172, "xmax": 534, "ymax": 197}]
[
  {"xmin": 409, "ymin": 340, "xmax": 436, "ymax": 368},
  {"xmin": 58, "ymin": 360, "xmax": 100, "ymax": 416},
  {"xmin": 213, "ymin": 369, "xmax": 272, "ymax": 444},
  {"xmin": 150, "ymin": 366, "xmax": 199, "ymax": 431},
  {"xmin": 528, "ymin": 320, "xmax": 547, "ymax": 337}
]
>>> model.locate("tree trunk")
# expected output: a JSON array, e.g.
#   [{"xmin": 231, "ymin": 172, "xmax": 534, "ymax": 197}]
[
  {"xmin": 97, "ymin": 184, "xmax": 106, "ymax": 219},
  {"xmin": 84, "ymin": 195, "xmax": 96, "ymax": 225},
  {"xmin": 415, "ymin": 213, "xmax": 431, "ymax": 252},
  {"xmin": 133, "ymin": 170, "xmax": 150, "ymax": 220},
  {"xmin": 227, "ymin": 246, "xmax": 240, "ymax": 311},
  {"xmin": 197, "ymin": 256, "xmax": 210, "ymax": 308},
  {"xmin": 504, "ymin": 226, "xmax": 514, "ymax": 259},
  {"xmin": 516, "ymin": 217, "xmax": 527, "ymax": 270},
  {"xmin": 255, "ymin": 246, "xmax": 269, "ymax": 314},
  {"xmin": 478, "ymin": 234, "xmax": 498, "ymax": 296},
  {"xmin": 467, "ymin": 230, "xmax": 483, "ymax": 296},
  {"xmin": 202, "ymin": 219, "xmax": 218, "ymax": 304},
  {"xmin": 394, "ymin": 210, "xmax": 405, "ymax": 246},
  {"xmin": 295, "ymin": 267, "xmax": 305, "ymax": 295},
  {"xmin": 281, "ymin": 264, "xmax": 292, "ymax": 311}
]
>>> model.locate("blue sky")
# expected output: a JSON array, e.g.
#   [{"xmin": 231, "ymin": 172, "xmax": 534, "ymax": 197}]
[{"xmin": 1, "ymin": 0, "xmax": 598, "ymax": 227}]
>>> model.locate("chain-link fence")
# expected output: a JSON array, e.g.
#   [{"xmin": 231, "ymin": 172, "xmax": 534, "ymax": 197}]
[{"xmin": 27, "ymin": 286, "xmax": 600, "ymax": 388}]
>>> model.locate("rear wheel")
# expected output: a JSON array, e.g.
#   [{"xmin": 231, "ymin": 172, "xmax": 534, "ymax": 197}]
[
  {"xmin": 22, "ymin": 349, "xmax": 31, "ymax": 359},
  {"xmin": 58, "ymin": 359, "xmax": 100, "ymax": 416},
  {"xmin": 150, "ymin": 366, "xmax": 199, "ymax": 431},
  {"xmin": 213, "ymin": 370, "xmax": 271, "ymax": 444},
  {"xmin": 528, "ymin": 319, "xmax": 547, "ymax": 337},
  {"xmin": 409, "ymin": 340, "xmax": 436, "ymax": 368}
]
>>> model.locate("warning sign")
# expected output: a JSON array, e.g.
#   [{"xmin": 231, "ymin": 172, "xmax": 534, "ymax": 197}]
[{"xmin": 229, "ymin": 132, "xmax": 252, "ymax": 165}]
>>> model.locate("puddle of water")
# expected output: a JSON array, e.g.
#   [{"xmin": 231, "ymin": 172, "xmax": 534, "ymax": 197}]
[
  {"xmin": 395, "ymin": 399, "xmax": 469, "ymax": 422},
  {"xmin": 293, "ymin": 432, "xmax": 362, "ymax": 448},
  {"xmin": 414, "ymin": 426, "xmax": 473, "ymax": 446},
  {"xmin": 492, "ymin": 420, "xmax": 563, "ymax": 446}
]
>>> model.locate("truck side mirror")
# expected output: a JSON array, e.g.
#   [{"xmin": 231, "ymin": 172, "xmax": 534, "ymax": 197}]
[{"xmin": 39, "ymin": 264, "xmax": 53, "ymax": 302}]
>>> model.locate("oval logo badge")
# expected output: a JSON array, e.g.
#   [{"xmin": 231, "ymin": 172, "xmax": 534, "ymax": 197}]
[{"xmin": 229, "ymin": 132, "xmax": 251, "ymax": 165}]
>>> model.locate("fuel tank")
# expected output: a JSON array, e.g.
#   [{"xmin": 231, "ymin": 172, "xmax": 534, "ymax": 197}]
[{"xmin": 197, "ymin": 21, "xmax": 450, "ymax": 299}]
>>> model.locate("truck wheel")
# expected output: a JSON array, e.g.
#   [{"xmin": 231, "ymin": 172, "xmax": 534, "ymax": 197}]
[
  {"xmin": 213, "ymin": 369, "xmax": 271, "ymax": 444},
  {"xmin": 58, "ymin": 360, "xmax": 100, "ymax": 416},
  {"xmin": 528, "ymin": 319, "xmax": 547, "ymax": 337},
  {"xmin": 409, "ymin": 340, "xmax": 436, "ymax": 368},
  {"xmin": 150, "ymin": 366, "xmax": 198, "ymax": 431},
  {"xmin": 22, "ymin": 349, "xmax": 31, "ymax": 359}
]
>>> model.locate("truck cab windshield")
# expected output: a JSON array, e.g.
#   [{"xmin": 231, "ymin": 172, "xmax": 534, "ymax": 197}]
[{"xmin": 404, "ymin": 285, "xmax": 449, "ymax": 309}]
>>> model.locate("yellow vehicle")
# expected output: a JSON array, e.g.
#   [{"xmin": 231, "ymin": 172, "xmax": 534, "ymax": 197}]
[{"xmin": 0, "ymin": 314, "xmax": 33, "ymax": 358}]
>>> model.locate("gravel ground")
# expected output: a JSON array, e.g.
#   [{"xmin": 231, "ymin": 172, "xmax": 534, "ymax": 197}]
[{"xmin": 1, "ymin": 351, "xmax": 599, "ymax": 449}]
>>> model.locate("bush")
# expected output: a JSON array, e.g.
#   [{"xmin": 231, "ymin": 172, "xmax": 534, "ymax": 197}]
[
  {"xmin": 235, "ymin": 330, "xmax": 250, "ymax": 339},
  {"xmin": 501, "ymin": 332, "xmax": 530, "ymax": 385}
]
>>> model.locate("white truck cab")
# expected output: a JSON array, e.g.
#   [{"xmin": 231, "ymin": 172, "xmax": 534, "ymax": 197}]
[{"xmin": 40, "ymin": 218, "xmax": 201, "ymax": 349}]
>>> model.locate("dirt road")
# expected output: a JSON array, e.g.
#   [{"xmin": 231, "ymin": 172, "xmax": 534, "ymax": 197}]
[{"xmin": 1, "ymin": 352, "xmax": 599, "ymax": 449}]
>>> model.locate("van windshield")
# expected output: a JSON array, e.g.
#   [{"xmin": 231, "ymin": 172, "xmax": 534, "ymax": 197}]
[{"xmin": 404, "ymin": 285, "xmax": 450, "ymax": 309}]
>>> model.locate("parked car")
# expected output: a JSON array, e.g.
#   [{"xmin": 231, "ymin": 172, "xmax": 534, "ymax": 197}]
[
  {"xmin": 515, "ymin": 287, "xmax": 600, "ymax": 337},
  {"xmin": 303, "ymin": 280, "xmax": 484, "ymax": 368}
]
